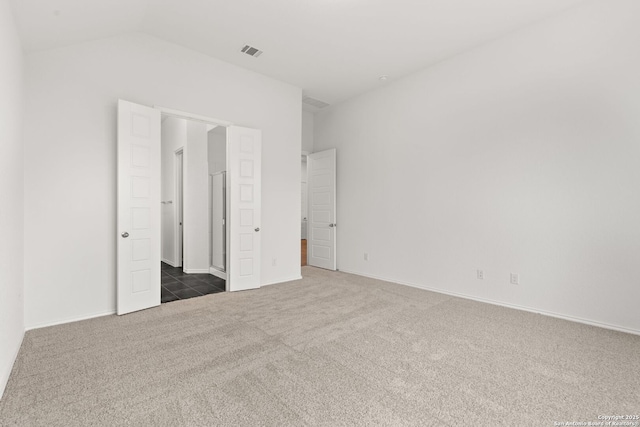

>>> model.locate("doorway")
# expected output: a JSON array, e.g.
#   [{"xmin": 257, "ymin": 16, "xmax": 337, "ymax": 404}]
[
  {"xmin": 160, "ymin": 118, "xmax": 226, "ymax": 303},
  {"xmin": 116, "ymin": 100, "xmax": 263, "ymax": 315},
  {"xmin": 306, "ymin": 148, "xmax": 337, "ymax": 271},
  {"xmin": 207, "ymin": 126, "xmax": 227, "ymax": 280}
]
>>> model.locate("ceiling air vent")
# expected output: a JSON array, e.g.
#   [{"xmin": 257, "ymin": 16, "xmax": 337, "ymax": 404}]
[
  {"xmin": 241, "ymin": 45, "xmax": 263, "ymax": 58},
  {"xmin": 302, "ymin": 96, "xmax": 330, "ymax": 109}
]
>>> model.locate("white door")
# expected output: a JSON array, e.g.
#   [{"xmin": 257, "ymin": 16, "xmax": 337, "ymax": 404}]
[
  {"xmin": 228, "ymin": 126, "xmax": 261, "ymax": 291},
  {"xmin": 117, "ymin": 100, "xmax": 161, "ymax": 315},
  {"xmin": 308, "ymin": 149, "xmax": 336, "ymax": 270},
  {"xmin": 175, "ymin": 150, "xmax": 184, "ymax": 268}
]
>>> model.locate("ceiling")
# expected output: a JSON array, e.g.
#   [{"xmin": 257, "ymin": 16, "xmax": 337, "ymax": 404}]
[{"xmin": 10, "ymin": 0, "xmax": 587, "ymax": 109}]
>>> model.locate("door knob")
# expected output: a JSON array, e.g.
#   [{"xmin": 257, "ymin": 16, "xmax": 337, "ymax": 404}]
[
  {"xmin": 255, "ymin": 227, "xmax": 260, "ymax": 232},
  {"xmin": 329, "ymin": 223, "xmax": 336, "ymax": 228},
  {"xmin": 121, "ymin": 232, "xmax": 129, "ymax": 238}
]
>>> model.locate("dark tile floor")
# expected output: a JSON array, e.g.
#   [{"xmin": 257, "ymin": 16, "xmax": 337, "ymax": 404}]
[{"xmin": 161, "ymin": 262, "xmax": 225, "ymax": 303}]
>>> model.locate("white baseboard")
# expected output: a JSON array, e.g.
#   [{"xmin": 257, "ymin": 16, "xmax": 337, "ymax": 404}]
[
  {"xmin": 0, "ymin": 330, "xmax": 24, "ymax": 400},
  {"xmin": 261, "ymin": 275, "xmax": 303, "ymax": 287},
  {"xmin": 209, "ymin": 267, "xmax": 227, "ymax": 280},
  {"xmin": 25, "ymin": 310, "xmax": 116, "ymax": 332},
  {"xmin": 339, "ymin": 269, "xmax": 640, "ymax": 337},
  {"xmin": 161, "ymin": 258, "xmax": 178, "ymax": 267},
  {"xmin": 184, "ymin": 268, "xmax": 209, "ymax": 274}
]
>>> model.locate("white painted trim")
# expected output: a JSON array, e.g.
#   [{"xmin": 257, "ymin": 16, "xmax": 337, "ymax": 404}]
[
  {"xmin": 261, "ymin": 275, "xmax": 303, "ymax": 287},
  {"xmin": 155, "ymin": 106, "xmax": 233, "ymax": 127},
  {"xmin": 209, "ymin": 267, "xmax": 227, "ymax": 281},
  {"xmin": 0, "ymin": 331, "xmax": 24, "ymax": 400},
  {"xmin": 161, "ymin": 258, "xmax": 178, "ymax": 267},
  {"xmin": 25, "ymin": 310, "xmax": 116, "ymax": 332},
  {"xmin": 184, "ymin": 269, "xmax": 210, "ymax": 274},
  {"xmin": 339, "ymin": 269, "xmax": 640, "ymax": 337}
]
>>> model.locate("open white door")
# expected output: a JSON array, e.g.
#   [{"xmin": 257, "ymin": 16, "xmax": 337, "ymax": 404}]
[
  {"xmin": 175, "ymin": 150, "xmax": 184, "ymax": 268},
  {"xmin": 308, "ymin": 149, "xmax": 337, "ymax": 270},
  {"xmin": 117, "ymin": 100, "xmax": 161, "ymax": 315},
  {"xmin": 228, "ymin": 126, "xmax": 262, "ymax": 291}
]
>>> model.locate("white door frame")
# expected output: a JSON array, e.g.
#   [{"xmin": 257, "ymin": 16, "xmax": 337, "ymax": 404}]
[{"xmin": 156, "ymin": 106, "xmax": 232, "ymax": 127}]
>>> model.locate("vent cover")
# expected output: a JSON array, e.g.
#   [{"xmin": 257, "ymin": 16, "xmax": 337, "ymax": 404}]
[
  {"xmin": 302, "ymin": 96, "xmax": 330, "ymax": 109},
  {"xmin": 241, "ymin": 45, "xmax": 263, "ymax": 57}
]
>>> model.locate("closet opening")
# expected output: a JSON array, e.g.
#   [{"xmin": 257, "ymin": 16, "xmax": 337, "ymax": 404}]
[{"xmin": 160, "ymin": 117, "xmax": 226, "ymax": 303}]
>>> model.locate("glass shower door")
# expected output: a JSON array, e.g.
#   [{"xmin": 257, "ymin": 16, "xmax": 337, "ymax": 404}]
[{"xmin": 210, "ymin": 172, "xmax": 226, "ymax": 271}]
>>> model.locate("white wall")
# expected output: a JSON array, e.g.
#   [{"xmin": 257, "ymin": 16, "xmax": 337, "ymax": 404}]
[
  {"xmin": 24, "ymin": 33, "xmax": 301, "ymax": 329},
  {"xmin": 184, "ymin": 120, "xmax": 209, "ymax": 273},
  {"xmin": 208, "ymin": 128, "xmax": 226, "ymax": 175},
  {"xmin": 0, "ymin": 0, "xmax": 24, "ymax": 398},
  {"xmin": 161, "ymin": 117, "xmax": 187, "ymax": 266},
  {"xmin": 302, "ymin": 110, "xmax": 314, "ymax": 154},
  {"xmin": 314, "ymin": 0, "xmax": 640, "ymax": 333}
]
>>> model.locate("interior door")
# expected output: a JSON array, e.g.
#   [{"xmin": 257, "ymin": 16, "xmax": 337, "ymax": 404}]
[
  {"xmin": 308, "ymin": 149, "xmax": 337, "ymax": 270},
  {"xmin": 228, "ymin": 126, "xmax": 262, "ymax": 291},
  {"xmin": 117, "ymin": 100, "xmax": 161, "ymax": 315},
  {"xmin": 176, "ymin": 150, "xmax": 184, "ymax": 267}
]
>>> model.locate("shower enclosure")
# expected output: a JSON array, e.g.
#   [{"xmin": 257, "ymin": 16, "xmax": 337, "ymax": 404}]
[{"xmin": 210, "ymin": 172, "xmax": 226, "ymax": 272}]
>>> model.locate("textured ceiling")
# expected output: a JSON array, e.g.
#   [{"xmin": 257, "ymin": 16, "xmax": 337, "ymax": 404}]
[{"xmin": 11, "ymin": 0, "xmax": 587, "ymax": 108}]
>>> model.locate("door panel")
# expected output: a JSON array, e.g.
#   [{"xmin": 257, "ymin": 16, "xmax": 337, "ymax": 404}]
[
  {"xmin": 228, "ymin": 126, "xmax": 261, "ymax": 291},
  {"xmin": 117, "ymin": 100, "xmax": 161, "ymax": 315},
  {"xmin": 308, "ymin": 149, "xmax": 336, "ymax": 270}
]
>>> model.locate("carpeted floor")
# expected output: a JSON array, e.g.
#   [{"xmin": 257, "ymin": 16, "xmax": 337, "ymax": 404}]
[{"xmin": 1, "ymin": 267, "xmax": 639, "ymax": 426}]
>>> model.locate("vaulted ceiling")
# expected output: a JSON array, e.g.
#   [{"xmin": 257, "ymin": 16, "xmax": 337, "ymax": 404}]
[{"xmin": 10, "ymin": 0, "xmax": 586, "ymax": 108}]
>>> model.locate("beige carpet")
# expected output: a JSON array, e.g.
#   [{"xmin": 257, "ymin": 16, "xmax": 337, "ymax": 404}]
[{"xmin": 1, "ymin": 267, "xmax": 639, "ymax": 426}]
